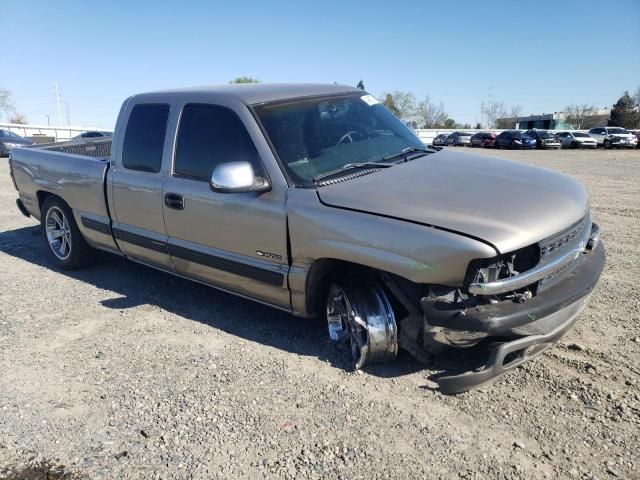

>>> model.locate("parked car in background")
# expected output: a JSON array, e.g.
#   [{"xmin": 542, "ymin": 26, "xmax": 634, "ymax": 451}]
[
  {"xmin": 0, "ymin": 130, "xmax": 34, "ymax": 157},
  {"xmin": 526, "ymin": 129, "xmax": 561, "ymax": 149},
  {"xmin": 470, "ymin": 132, "xmax": 496, "ymax": 148},
  {"xmin": 587, "ymin": 127, "xmax": 638, "ymax": 148},
  {"xmin": 557, "ymin": 131, "xmax": 597, "ymax": 149},
  {"xmin": 432, "ymin": 133, "xmax": 450, "ymax": 147},
  {"xmin": 72, "ymin": 131, "xmax": 113, "ymax": 140},
  {"xmin": 495, "ymin": 130, "xmax": 536, "ymax": 149},
  {"xmin": 447, "ymin": 131, "xmax": 472, "ymax": 146},
  {"xmin": 628, "ymin": 130, "xmax": 640, "ymax": 148}
]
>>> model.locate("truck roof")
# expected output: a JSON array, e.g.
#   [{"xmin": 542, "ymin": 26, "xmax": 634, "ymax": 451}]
[{"xmin": 135, "ymin": 83, "xmax": 360, "ymax": 105}]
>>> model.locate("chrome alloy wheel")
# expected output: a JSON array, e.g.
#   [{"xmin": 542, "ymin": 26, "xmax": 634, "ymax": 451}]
[
  {"xmin": 326, "ymin": 283, "xmax": 398, "ymax": 369},
  {"xmin": 45, "ymin": 206, "xmax": 72, "ymax": 260}
]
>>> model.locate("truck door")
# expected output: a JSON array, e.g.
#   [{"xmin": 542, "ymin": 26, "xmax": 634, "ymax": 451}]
[
  {"xmin": 162, "ymin": 102, "xmax": 290, "ymax": 309},
  {"xmin": 109, "ymin": 103, "xmax": 173, "ymax": 270}
]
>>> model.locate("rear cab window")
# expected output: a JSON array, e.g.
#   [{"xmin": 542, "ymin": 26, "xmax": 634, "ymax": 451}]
[{"xmin": 122, "ymin": 104, "xmax": 170, "ymax": 173}]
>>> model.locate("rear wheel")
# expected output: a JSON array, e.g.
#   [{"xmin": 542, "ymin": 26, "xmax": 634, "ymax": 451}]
[
  {"xmin": 604, "ymin": 139, "xmax": 612, "ymax": 149},
  {"xmin": 326, "ymin": 282, "xmax": 397, "ymax": 369},
  {"xmin": 41, "ymin": 196, "xmax": 96, "ymax": 270}
]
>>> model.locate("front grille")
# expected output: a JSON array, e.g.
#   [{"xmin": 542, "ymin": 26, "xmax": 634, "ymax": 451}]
[
  {"xmin": 536, "ymin": 215, "xmax": 591, "ymax": 291},
  {"xmin": 539, "ymin": 262, "xmax": 570, "ymax": 285},
  {"xmin": 540, "ymin": 219, "xmax": 586, "ymax": 257}
]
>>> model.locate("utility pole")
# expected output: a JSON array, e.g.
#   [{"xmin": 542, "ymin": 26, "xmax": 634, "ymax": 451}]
[
  {"xmin": 54, "ymin": 82, "xmax": 63, "ymax": 125},
  {"xmin": 488, "ymin": 86, "xmax": 493, "ymax": 127},
  {"xmin": 45, "ymin": 114, "xmax": 50, "ymax": 126},
  {"xmin": 65, "ymin": 100, "xmax": 70, "ymax": 125}
]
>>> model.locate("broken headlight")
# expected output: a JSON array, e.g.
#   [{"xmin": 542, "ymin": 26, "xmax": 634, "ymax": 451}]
[{"xmin": 464, "ymin": 244, "xmax": 540, "ymax": 299}]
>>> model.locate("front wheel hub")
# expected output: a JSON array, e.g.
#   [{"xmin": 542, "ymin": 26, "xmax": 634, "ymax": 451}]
[{"xmin": 326, "ymin": 283, "xmax": 397, "ymax": 369}]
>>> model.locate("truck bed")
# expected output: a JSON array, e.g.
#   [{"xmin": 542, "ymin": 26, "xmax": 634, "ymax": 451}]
[
  {"xmin": 34, "ymin": 137, "xmax": 112, "ymax": 159},
  {"xmin": 10, "ymin": 138, "xmax": 113, "ymax": 231}
]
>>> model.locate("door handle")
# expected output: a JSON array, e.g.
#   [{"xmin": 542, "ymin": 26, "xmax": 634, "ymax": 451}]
[{"xmin": 164, "ymin": 193, "xmax": 184, "ymax": 210}]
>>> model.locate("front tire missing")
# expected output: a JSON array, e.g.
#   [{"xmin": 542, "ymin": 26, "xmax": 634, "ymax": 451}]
[{"xmin": 326, "ymin": 282, "xmax": 398, "ymax": 369}]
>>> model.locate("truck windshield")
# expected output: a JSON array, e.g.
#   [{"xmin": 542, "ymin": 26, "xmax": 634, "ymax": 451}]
[{"xmin": 254, "ymin": 93, "xmax": 425, "ymax": 185}]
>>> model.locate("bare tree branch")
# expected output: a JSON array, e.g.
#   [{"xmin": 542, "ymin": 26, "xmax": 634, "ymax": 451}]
[
  {"xmin": 416, "ymin": 97, "xmax": 448, "ymax": 128},
  {"xmin": 0, "ymin": 88, "xmax": 16, "ymax": 120},
  {"xmin": 9, "ymin": 112, "xmax": 27, "ymax": 124},
  {"xmin": 562, "ymin": 104, "xmax": 598, "ymax": 129},
  {"xmin": 481, "ymin": 101, "xmax": 508, "ymax": 128}
]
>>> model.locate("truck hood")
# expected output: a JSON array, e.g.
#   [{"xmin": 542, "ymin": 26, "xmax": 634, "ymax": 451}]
[{"xmin": 316, "ymin": 150, "xmax": 589, "ymax": 254}]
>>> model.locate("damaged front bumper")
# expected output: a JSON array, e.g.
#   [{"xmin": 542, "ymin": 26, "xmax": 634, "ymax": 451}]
[
  {"xmin": 436, "ymin": 294, "xmax": 590, "ymax": 394},
  {"xmin": 421, "ymin": 236, "xmax": 605, "ymax": 394}
]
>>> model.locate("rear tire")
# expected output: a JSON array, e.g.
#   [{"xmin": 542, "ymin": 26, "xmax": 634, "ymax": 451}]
[{"xmin": 41, "ymin": 196, "xmax": 96, "ymax": 270}]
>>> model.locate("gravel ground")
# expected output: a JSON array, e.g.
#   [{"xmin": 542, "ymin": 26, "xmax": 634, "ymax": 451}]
[{"xmin": 1, "ymin": 148, "xmax": 639, "ymax": 479}]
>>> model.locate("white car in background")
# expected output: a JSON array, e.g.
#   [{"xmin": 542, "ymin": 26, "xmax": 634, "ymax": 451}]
[
  {"xmin": 587, "ymin": 127, "xmax": 638, "ymax": 148},
  {"xmin": 557, "ymin": 131, "xmax": 597, "ymax": 149}
]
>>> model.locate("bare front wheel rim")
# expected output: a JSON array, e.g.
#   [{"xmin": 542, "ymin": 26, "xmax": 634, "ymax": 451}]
[
  {"xmin": 326, "ymin": 283, "xmax": 397, "ymax": 369},
  {"xmin": 45, "ymin": 206, "xmax": 72, "ymax": 260}
]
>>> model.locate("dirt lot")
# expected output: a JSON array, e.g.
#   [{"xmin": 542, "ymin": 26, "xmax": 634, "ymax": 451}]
[{"xmin": 1, "ymin": 147, "xmax": 639, "ymax": 479}]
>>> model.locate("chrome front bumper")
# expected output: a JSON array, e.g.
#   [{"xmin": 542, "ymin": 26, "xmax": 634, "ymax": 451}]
[{"xmin": 469, "ymin": 223, "xmax": 600, "ymax": 295}]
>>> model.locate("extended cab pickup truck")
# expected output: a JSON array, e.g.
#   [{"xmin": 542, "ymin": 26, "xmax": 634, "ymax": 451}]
[{"xmin": 9, "ymin": 84, "xmax": 604, "ymax": 393}]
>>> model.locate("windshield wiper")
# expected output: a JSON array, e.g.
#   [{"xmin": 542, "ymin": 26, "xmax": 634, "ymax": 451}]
[
  {"xmin": 383, "ymin": 146, "xmax": 435, "ymax": 163},
  {"xmin": 312, "ymin": 162, "xmax": 393, "ymax": 184}
]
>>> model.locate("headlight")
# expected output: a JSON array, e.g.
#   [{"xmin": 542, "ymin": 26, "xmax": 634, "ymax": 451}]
[{"xmin": 465, "ymin": 244, "xmax": 540, "ymax": 294}]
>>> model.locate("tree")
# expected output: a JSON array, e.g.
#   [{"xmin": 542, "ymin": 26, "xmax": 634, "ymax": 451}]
[
  {"xmin": 443, "ymin": 118, "xmax": 456, "ymax": 129},
  {"xmin": 382, "ymin": 93, "xmax": 400, "ymax": 116},
  {"xmin": 0, "ymin": 88, "xmax": 15, "ymax": 120},
  {"xmin": 481, "ymin": 101, "xmax": 508, "ymax": 128},
  {"xmin": 475, "ymin": 122, "xmax": 482, "ymax": 129},
  {"xmin": 610, "ymin": 91, "xmax": 639, "ymax": 129},
  {"xmin": 495, "ymin": 105, "xmax": 522, "ymax": 128},
  {"xmin": 416, "ymin": 96, "xmax": 448, "ymax": 128},
  {"xmin": 8, "ymin": 113, "xmax": 27, "ymax": 124},
  {"xmin": 562, "ymin": 104, "xmax": 598, "ymax": 129},
  {"xmin": 483, "ymin": 102, "xmax": 521, "ymax": 128},
  {"xmin": 380, "ymin": 90, "xmax": 416, "ymax": 121},
  {"xmin": 229, "ymin": 76, "xmax": 261, "ymax": 84},
  {"xmin": 356, "ymin": 80, "xmax": 365, "ymax": 90}
]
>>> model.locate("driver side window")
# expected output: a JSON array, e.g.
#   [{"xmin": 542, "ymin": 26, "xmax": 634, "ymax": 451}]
[{"xmin": 173, "ymin": 104, "xmax": 263, "ymax": 181}]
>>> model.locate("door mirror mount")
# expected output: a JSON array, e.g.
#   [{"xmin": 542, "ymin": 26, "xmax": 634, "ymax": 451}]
[{"xmin": 209, "ymin": 161, "xmax": 271, "ymax": 194}]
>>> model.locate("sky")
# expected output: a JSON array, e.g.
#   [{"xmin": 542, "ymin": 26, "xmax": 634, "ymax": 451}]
[{"xmin": 2, "ymin": 0, "xmax": 639, "ymax": 129}]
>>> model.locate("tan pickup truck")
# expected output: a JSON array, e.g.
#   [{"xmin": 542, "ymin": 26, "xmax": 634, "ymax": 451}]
[{"xmin": 9, "ymin": 84, "xmax": 604, "ymax": 393}]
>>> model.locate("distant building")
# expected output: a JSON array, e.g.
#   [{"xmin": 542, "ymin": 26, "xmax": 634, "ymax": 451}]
[{"xmin": 498, "ymin": 108, "xmax": 610, "ymax": 130}]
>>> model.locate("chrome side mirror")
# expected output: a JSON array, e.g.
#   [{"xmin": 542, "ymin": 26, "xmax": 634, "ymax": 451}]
[{"xmin": 209, "ymin": 161, "xmax": 270, "ymax": 194}]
